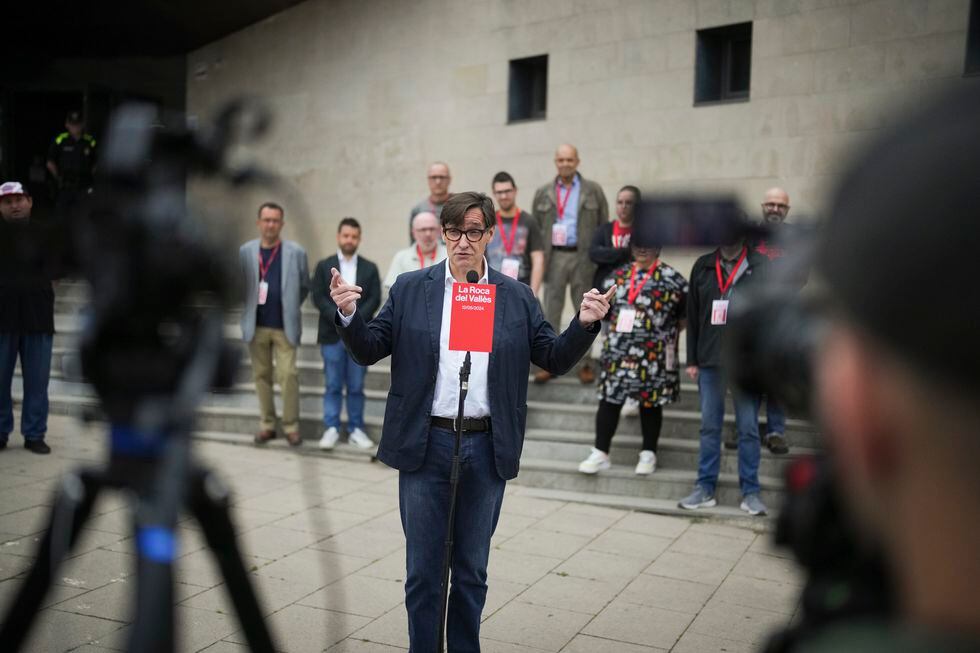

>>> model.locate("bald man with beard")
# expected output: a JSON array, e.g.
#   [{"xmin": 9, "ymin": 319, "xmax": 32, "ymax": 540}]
[{"xmin": 532, "ymin": 144, "xmax": 609, "ymax": 384}]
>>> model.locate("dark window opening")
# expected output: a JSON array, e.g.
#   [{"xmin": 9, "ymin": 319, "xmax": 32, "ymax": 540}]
[
  {"xmin": 695, "ymin": 22, "xmax": 753, "ymax": 105},
  {"xmin": 508, "ymin": 55, "xmax": 548, "ymax": 123},
  {"xmin": 966, "ymin": 0, "xmax": 980, "ymax": 75}
]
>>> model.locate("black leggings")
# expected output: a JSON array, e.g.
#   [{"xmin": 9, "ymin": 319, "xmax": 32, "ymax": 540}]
[{"xmin": 594, "ymin": 400, "xmax": 663, "ymax": 453}]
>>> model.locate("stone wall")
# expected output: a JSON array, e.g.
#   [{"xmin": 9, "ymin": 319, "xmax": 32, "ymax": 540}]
[{"xmin": 187, "ymin": 0, "xmax": 973, "ymax": 278}]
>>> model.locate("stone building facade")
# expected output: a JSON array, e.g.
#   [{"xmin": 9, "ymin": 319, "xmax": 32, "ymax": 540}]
[{"xmin": 187, "ymin": 0, "xmax": 975, "ymax": 274}]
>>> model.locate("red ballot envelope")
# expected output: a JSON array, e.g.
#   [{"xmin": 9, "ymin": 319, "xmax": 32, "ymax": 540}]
[{"xmin": 448, "ymin": 282, "xmax": 496, "ymax": 352}]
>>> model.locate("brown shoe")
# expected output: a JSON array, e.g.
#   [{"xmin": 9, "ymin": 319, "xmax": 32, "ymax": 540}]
[
  {"xmin": 285, "ymin": 431, "xmax": 303, "ymax": 447},
  {"xmin": 578, "ymin": 366, "xmax": 595, "ymax": 384},
  {"xmin": 533, "ymin": 370, "xmax": 552, "ymax": 384},
  {"xmin": 254, "ymin": 430, "xmax": 276, "ymax": 445}
]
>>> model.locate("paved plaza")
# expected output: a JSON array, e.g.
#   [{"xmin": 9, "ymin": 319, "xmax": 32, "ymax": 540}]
[{"xmin": 0, "ymin": 416, "xmax": 803, "ymax": 652}]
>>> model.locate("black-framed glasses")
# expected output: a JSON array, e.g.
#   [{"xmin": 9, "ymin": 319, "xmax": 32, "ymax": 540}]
[{"xmin": 443, "ymin": 227, "xmax": 489, "ymax": 243}]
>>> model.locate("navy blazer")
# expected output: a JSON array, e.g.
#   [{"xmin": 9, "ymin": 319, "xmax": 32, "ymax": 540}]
[{"xmin": 337, "ymin": 261, "xmax": 599, "ymax": 480}]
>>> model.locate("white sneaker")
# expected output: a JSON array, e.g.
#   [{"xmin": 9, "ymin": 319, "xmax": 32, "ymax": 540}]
[
  {"xmin": 348, "ymin": 428, "xmax": 374, "ymax": 449},
  {"xmin": 578, "ymin": 448, "xmax": 611, "ymax": 474},
  {"xmin": 621, "ymin": 399, "xmax": 639, "ymax": 417},
  {"xmin": 319, "ymin": 427, "xmax": 339, "ymax": 450},
  {"xmin": 635, "ymin": 450, "xmax": 656, "ymax": 475}
]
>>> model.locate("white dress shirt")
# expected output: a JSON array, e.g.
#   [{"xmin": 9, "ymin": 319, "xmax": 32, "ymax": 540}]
[
  {"xmin": 337, "ymin": 259, "xmax": 491, "ymax": 419},
  {"xmin": 338, "ymin": 250, "xmax": 358, "ymax": 284},
  {"xmin": 430, "ymin": 259, "xmax": 490, "ymax": 419}
]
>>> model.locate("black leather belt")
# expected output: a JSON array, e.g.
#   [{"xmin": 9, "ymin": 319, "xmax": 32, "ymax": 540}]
[
  {"xmin": 431, "ymin": 416, "xmax": 492, "ymax": 433},
  {"xmin": 552, "ymin": 245, "xmax": 578, "ymax": 252}
]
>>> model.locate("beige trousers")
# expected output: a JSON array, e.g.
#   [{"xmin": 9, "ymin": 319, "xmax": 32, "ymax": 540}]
[
  {"xmin": 543, "ymin": 249, "xmax": 596, "ymax": 370},
  {"xmin": 249, "ymin": 326, "xmax": 300, "ymax": 434}
]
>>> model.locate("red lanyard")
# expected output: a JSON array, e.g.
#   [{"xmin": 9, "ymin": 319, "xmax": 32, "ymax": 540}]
[
  {"xmin": 612, "ymin": 221, "xmax": 631, "ymax": 247},
  {"xmin": 416, "ymin": 244, "xmax": 436, "ymax": 269},
  {"xmin": 555, "ymin": 181, "xmax": 573, "ymax": 221},
  {"xmin": 258, "ymin": 242, "xmax": 281, "ymax": 281},
  {"xmin": 495, "ymin": 209, "xmax": 521, "ymax": 256},
  {"xmin": 715, "ymin": 247, "xmax": 747, "ymax": 296},
  {"xmin": 627, "ymin": 260, "xmax": 659, "ymax": 305}
]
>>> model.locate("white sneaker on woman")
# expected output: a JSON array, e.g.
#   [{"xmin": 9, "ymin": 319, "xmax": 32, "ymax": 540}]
[
  {"xmin": 635, "ymin": 450, "xmax": 656, "ymax": 475},
  {"xmin": 578, "ymin": 448, "xmax": 611, "ymax": 474}
]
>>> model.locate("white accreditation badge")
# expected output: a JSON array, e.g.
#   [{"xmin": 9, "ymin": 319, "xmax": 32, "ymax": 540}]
[
  {"xmin": 258, "ymin": 281, "xmax": 269, "ymax": 306},
  {"xmin": 501, "ymin": 257, "xmax": 521, "ymax": 279},
  {"xmin": 615, "ymin": 308, "xmax": 637, "ymax": 333},
  {"xmin": 551, "ymin": 223, "xmax": 568, "ymax": 247},
  {"xmin": 710, "ymin": 299, "xmax": 729, "ymax": 325}
]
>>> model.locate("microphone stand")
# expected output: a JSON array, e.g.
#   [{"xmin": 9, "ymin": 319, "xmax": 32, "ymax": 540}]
[{"xmin": 438, "ymin": 349, "xmax": 471, "ymax": 653}]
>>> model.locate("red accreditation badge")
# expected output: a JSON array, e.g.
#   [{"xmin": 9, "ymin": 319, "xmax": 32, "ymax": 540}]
[{"xmin": 449, "ymin": 282, "xmax": 496, "ymax": 352}]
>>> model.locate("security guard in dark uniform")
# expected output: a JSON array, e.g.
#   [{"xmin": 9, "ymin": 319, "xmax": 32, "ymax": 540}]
[{"xmin": 45, "ymin": 110, "xmax": 96, "ymax": 216}]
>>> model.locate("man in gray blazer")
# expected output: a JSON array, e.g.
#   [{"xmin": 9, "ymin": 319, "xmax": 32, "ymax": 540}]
[{"xmin": 239, "ymin": 202, "xmax": 310, "ymax": 445}]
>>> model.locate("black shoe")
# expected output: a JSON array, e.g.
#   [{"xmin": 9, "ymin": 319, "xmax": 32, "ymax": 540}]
[
  {"xmin": 24, "ymin": 440, "xmax": 51, "ymax": 455},
  {"xmin": 766, "ymin": 433, "xmax": 789, "ymax": 455}
]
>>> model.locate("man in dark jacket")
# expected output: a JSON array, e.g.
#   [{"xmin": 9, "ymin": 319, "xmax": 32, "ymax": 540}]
[
  {"xmin": 0, "ymin": 182, "xmax": 54, "ymax": 454},
  {"xmin": 679, "ymin": 239, "xmax": 769, "ymax": 516},
  {"xmin": 310, "ymin": 217, "xmax": 381, "ymax": 450}
]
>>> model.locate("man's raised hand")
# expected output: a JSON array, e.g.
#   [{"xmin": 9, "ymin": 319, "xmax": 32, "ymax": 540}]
[
  {"xmin": 579, "ymin": 285, "xmax": 616, "ymax": 327},
  {"xmin": 330, "ymin": 267, "xmax": 362, "ymax": 317}
]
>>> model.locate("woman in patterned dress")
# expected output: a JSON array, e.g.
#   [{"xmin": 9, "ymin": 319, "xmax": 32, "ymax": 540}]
[{"xmin": 578, "ymin": 241, "xmax": 688, "ymax": 475}]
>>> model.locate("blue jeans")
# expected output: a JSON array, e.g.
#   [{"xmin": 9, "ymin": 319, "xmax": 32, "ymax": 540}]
[
  {"xmin": 399, "ymin": 427, "xmax": 506, "ymax": 653},
  {"xmin": 695, "ymin": 367, "xmax": 761, "ymax": 496},
  {"xmin": 320, "ymin": 342, "xmax": 366, "ymax": 430},
  {"xmin": 764, "ymin": 396, "xmax": 786, "ymax": 436},
  {"xmin": 0, "ymin": 333, "xmax": 53, "ymax": 441}
]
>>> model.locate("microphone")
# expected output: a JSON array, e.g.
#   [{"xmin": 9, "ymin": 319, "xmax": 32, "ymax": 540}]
[{"xmin": 466, "ymin": 270, "xmax": 479, "ymax": 283}]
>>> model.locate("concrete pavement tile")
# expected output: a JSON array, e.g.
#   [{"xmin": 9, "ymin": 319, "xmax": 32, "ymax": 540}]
[
  {"xmin": 84, "ymin": 507, "xmax": 132, "ymax": 535},
  {"xmin": 531, "ymin": 509, "xmax": 618, "ymax": 539},
  {"xmin": 561, "ymin": 633, "xmax": 665, "ymax": 652},
  {"xmin": 0, "ymin": 576, "xmax": 89, "ymax": 611},
  {"xmin": 0, "ymin": 484, "xmax": 57, "ymax": 516},
  {"xmin": 235, "ymin": 485, "xmax": 330, "ymax": 514},
  {"xmin": 308, "ymin": 460, "xmax": 397, "ymax": 484},
  {"xmin": 553, "ymin": 548, "xmax": 650, "ymax": 586},
  {"xmin": 21, "ymin": 609, "xmax": 123, "ymax": 652},
  {"xmin": 479, "ymin": 639, "xmax": 553, "ymax": 652},
  {"xmin": 221, "ymin": 473, "xmax": 296, "ymax": 500},
  {"xmin": 493, "ymin": 512, "xmax": 538, "ymax": 538},
  {"xmin": 355, "ymin": 549, "xmax": 407, "ymax": 582},
  {"xmin": 199, "ymin": 641, "xmax": 252, "ymax": 652},
  {"xmin": 688, "ymin": 598, "xmax": 789, "ymax": 645},
  {"xmin": 71, "ymin": 646, "xmax": 123, "ymax": 653},
  {"xmin": 499, "ymin": 495, "xmax": 565, "ymax": 519},
  {"xmin": 0, "ymin": 550, "xmax": 35, "ymax": 581},
  {"xmin": 97, "ymin": 604, "xmax": 239, "ymax": 652},
  {"xmin": 619, "ymin": 573, "xmax": 715, "ymax": 614},
  {"xmin": 176, "ymin": 548, "xmax": 272, "ymax": 589},
  {"xmin": 225, "ymin": 605, "xmax": 371, "ymax": 653},
  {"xmin": 326, "ymin": 491, "xmax": 399, "ymax": 518},
  {"xmin": 314, "ymin": 522, "xmax": 407, "ymax": 560},
  {"xmin": 554, "ymin": 502, "xmax": 627, "ymax": 520},
  {"xmin": 255, "ymin": 547, "xmax": 372, "ymax": 585},
  {"xmin": 498, "ymin": 528, "xmax": 590, "ymax": 559},
  {"xmin": 361, "ymin": 509, "xmax": 404, "ymax": 533},
  {"xmin": 747, "ymin": 533, "xmax": 795, "ymax": 559},
  {"xmin": 712, "ymin": 573, "xmax": 801, "ymax": 615},
  {"xmin": 101, "ymin": 524, "xmax": 208, "ymax": 557},
  {"xmin": 731, "ymin": 552, "xmax": 805, "ymax": 586},
  {"xmin": 517, "ymin": 572, "xmax": 620, "ymax": 615},
  {"xmin": 583, "ymin": 597, "xmax": 694, "ymax": 649},
  {"xmin": 482, "ymin": 578, "xmax": 529, "ymax": 618},
  {"xmin": 586, "ymin": 530, "xmax": 673, "ymax": 561},
  {"xmin": 0, "ymin": 471, "xmax": 36, "ymax": 489},
  {"xmin": 52, "ymin": 577, "xmax": 133, "ymax": 622},
  {"xmin": 0, "ymin": 506, "xmax": 49, "ymax": 536},
  {"xmin": 667, "ymin": 529, "xmax": 751, "ymax": 562},
  {"xmin": 59, "ymin": 548, "xmax": 134, "ymax": 590},
  {"xmin": 227, "ymin": 506, "xmax": 293, "ymax": 532},
  {"xmin": 350, "ymin": 605, "xmax": 410, "ymax": 648},
  {"xmin": 480, "ymin": 600, "xmax": 592, "ymax": 651},
  {"xmin": 688, "ymin": 522, "xmax": 758, "ymax": 541},
  {"xmin": 271, "ymin": 507, "xmax": 372, "ymax": 536},
  {"xmin": 299, "ymin": 574, "xmax": 405, "ymax": 618},
  {"xmin": 611, "ymin": 512, "xmax": 690, "ymax": 539},
  {"xmin": 360, "ymin": 476, "xmax": 401, "ymax": 498},
  {"xmin": 239, "ymin": 523, "xmax": 326, "ymax": 560},
  {"xmin": 643, "ymin": 551, "xmax": 735, "ymax": 586},
  {"xmin": 487, "ymin": 548, "xmax": 562, "ymax": 585},
  {"xmin": 325, "ymin": 640, "xmax": 407, "ymax": 652},
  {"xmin": 183, "ymin": 570, "xmax": 322, "ymax": 616},
  {"xmin": 671, "ymin": 631, "xmax": 756, "ymax": 652}
]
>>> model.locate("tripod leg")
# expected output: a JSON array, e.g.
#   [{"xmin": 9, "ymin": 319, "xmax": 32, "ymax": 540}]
[
  {"xmin": 187, "ymin": 467, "xmax": 276, "ymax": 653},
  {"xmin": 0, "ymin": 470, "xmax": 102, "ymax": 651}
]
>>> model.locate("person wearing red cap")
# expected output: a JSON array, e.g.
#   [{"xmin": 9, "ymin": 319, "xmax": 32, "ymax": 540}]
[{"xmin": 0, "ymin": 182, "xmax": 54, "ymax": 454}]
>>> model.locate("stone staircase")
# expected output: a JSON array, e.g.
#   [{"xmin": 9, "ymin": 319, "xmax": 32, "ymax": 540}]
[{"xmin": 17, "ymin": 281, "xmax": 823, "ymax": 521}]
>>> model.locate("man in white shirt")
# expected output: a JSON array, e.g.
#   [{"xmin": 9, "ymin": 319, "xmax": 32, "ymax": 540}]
[{"xmin": 384, "ymin": 211, "xmax": 446, "ymax": 290}]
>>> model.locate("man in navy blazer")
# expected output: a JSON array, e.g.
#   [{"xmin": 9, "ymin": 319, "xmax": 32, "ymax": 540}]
[{"xmin": 330, "ymin": 192, "xmax": 613, "ymax": 652}]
